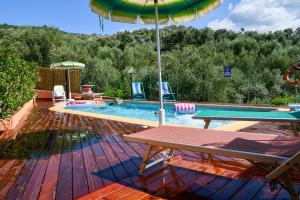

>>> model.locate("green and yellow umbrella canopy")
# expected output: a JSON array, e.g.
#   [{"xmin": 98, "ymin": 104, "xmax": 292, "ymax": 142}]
[{"xmin": 90, "ymin": 0, "xmax": 221, "ymax": 24}]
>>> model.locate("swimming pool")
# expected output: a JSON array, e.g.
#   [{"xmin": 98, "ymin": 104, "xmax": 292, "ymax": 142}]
[{"xmin": 65, "ymin": 101, "xmax": 272, "ymax": 128}]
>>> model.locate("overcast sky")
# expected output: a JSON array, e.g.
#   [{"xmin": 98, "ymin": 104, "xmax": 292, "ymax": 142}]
[{"xmin": 0, "ymin": 0, "xmax": 299, "ymax": 35}]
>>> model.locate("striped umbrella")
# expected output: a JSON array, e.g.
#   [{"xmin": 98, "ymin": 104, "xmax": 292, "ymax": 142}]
[{"xmin": 90, "ymin": 0, "xmax": 221, "ymax": 125}]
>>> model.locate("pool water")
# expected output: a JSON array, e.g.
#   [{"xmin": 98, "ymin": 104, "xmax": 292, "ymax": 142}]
[{"xmin": 65, "ymin": 102, "xmax": 271, "ymax": 128}]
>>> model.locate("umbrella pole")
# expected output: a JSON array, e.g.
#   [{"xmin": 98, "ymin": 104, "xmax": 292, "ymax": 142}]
[
  {"xmin": 66, "ymin": 68, "xmax": 71, "ymax": 100},
  {"xmin": 155, "ymin": 0, "xmax": 165, "ymax": 125}
]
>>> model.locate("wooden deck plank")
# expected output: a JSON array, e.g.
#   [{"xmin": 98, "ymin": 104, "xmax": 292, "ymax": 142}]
[
  {"xmin": 20, "ymin": 133, "xmax": 56, "ymax": 200},
  {"xmin": 187, "ymin": 172, "xmax": 216, "ymax": 193},
  {"xmin": 210, "ymin": 177, "xmax": 250, "ymax": 200},
  {"xmin": 92, "ymin": 119, "xmax": 130, "ymax": 181},
  {"xmin": 102, "ymin": 121, "xmax": 139, "ymax": 177},
  {"xmin": 0, "ymin": 114, "xmax": 47, "ymax": 198},
  {"xmin": 38, "ymin": 114, "xmax": 64, "ymax": 200},
  {"xmin": 0, "ymin": 106, "xmax": 47, "ymax": 172},
  {"xmin": 252, "ymin": 182, "xmax": 281, "ymax": 200},
  {"xmin": 38, "ymin": 133, "xmax": 64, "ymax": 200},
  {"xmin": 77, "ymin": 183, "xmax": 125, "ymax": 200},
  {"xmin": 84, "ymin": 117, "xmax": 117, "ymax": 186},
  {"xmin": 5, "ymin": 110, "xmax": 56, "ymax": 200},
  {"xmin": 100, "ymin": 185, "xmax": 138, "ymax": 199},
  {"xmin": 119, "ymin": 190, "xmax": 149, "ymax": 200},
  {"xmin": 0, "ymin": 105, "xmax": 45, "ymax": 155},
  {"xmin": 56, "ymin": 114, "xmax": 73, "ymax": 200},
  {"xmin": 0, "ymin": 160, "xmax": 25, "ymax": 199},
  {"xmin": 231, "ymin": 176, "xmax": 266, "ymax": 200},
  {"xmin": 274, "ymin": 184, "xmax": 300, "ymax": 200},
  {"xmin": 131, "ymin": 158, "xmax": 205, "ymax": 197},
  {"xmin": 79, "ymin": 183, "xmax": 158, "ymax": 200},
  {"xmin": 98, "ymin": 140, "xmax": 130, "ymax": 181},
  {"xmin": 192, "ymin": 166, "xmax": 244, "ymax": 198},
  {"xmin": 113, "ymin": 140, "xmax": 141, "ymax": 168},
  {"xmin": 195, "ymin": 175, "xmax": 231, "ymax": 198},
  {"xmin": 109, "ymin": 126, "xmax": 152, "ymax": 167},
  {"xmin": 139, "ymin": 195, "xmax": 165, "ymax": 200},
  {"xmin": 110, "ymin": 121, "xmax": 163, "ymax": 162},
  {"xmin": 142, "ymin": 165, "xmax": 190, "ymax": 194},
  {"xmin": 125, "ymin": 161, "xmax": 175, "ymax": 191},
  {"xmin": 161, "ymin": 160, "xmax": 232, "ymax": 199},
  {"xmin": 78, "ymin": 116, "xmax": 104, "ymax": 193},
  {"xmin": 72, "ymin": 115, "xmax": 89, "ymax": 199},
  {"xmin": 21, "ymin": 112, "xmax": 60, "ymax": 200},
  {"xmin": 109, "ymin": 121, "xmax": 161, "ymax": 159},
  {"xmin": 121, "ymin": 123, "xmax": 167, "ymax": 160},
  {"xmin": 1, "ymin": 101, "xmax": 299, "ymax": 200}
]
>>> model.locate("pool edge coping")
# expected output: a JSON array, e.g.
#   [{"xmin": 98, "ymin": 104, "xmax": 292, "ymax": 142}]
[
  {"xmin": 49, "ymin": 102, "xmax": 261, "ymax": 131},
  {"xmin": 122, "ymin": 100, "xmax": 287, "ymax": 111}
]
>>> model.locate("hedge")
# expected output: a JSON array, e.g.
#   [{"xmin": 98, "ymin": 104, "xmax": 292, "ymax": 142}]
[{"xmin": 0, "ymin": 48, "xmax": 37, "ymax": 119}]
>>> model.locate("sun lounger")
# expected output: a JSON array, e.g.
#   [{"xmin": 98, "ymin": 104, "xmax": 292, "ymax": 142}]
[
  {"xmin": 157, "ymin": 82, "xmax": 176, "ymax": 102},
  {"xmin": 289, "ymin": 103, "xmax": 300, "ymax": 111},
  {"xmin": 81, "ymin": 84, "xmax": 103, "ymax": 100},
  {"xmin": 132, "ymin": 82, "xmax": 146, "ymax": 101},
  {"xmin": 192, "ymin": 110, "xmax": 300, "ymax": 129},
  {"xmin": 52, "ymin": 85, "xmax": 66, "ymax": 103},
  {"xmin": 124, "ymin": 126, "xmax": 300, "ymax": 200}
]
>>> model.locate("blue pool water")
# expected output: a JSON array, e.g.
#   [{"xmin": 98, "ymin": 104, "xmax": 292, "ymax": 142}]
[{"xmin": 65, "ymin": 102, "xmax": 271, "ymax": 128}]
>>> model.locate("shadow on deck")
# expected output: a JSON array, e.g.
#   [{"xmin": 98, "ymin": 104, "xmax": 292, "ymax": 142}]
[{"xmin": 0, "ymin": 101, "xmax": 299, "ymax": 200}]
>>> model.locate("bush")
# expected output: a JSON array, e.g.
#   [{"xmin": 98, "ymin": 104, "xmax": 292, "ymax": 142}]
[
  {"xmin": 249, "ymin": 98, "xmax": 271, "ymax": 105},
  {"xmin": 104, "ymin": 88, "xmax": 128, "ymax": 99},
  {"xmin": 0, "ymin": 48, "xmax": 37, "ymax": 119},
  {"xmin": 270, "ymin": 96, "xmax": 300, "ymax": 105}
]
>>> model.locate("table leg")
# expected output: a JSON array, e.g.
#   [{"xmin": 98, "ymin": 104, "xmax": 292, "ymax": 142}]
[
  {"xmin": 139, "ymin": 144, "xmax": 152, "ymax": 176},
  {"xmin": 204, "ymin": 119, "xmax": 211, "ymax": 129}
]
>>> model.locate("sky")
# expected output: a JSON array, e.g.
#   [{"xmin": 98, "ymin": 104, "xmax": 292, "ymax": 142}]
[{"xmin": 0, "ymin": 0, "xmax": 299, "ymax": 35}]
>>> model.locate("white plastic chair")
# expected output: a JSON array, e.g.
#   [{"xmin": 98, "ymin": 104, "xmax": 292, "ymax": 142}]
[{"xmin": 52, "ymin": 85, "xmax": 66, "ymax": 103}]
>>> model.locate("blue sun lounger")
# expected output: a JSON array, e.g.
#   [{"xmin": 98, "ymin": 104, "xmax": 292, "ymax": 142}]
[
  {"xmin": 132, "ymin": 82, "xmax": 146, "ymax": 101},
  {"xmin": 192, "ymin": 110, "xmax": 300, "ymax": 129},
  {"xmin": 157, "ymin": 82, "xmax": 176, "ymax": 102}
]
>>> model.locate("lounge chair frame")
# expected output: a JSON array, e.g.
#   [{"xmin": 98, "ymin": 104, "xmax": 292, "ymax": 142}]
[
  {"xmin": 267, "ymin": 152, "xmax": 300, "ymax": 200},
  {"xmin": 132, "ymin": 82, "xmax": 146, "ymax": 101},
  {"xmin": 193, "ymin": 115, "xmax": 300, "ymax": 129},
  {"xmin": 157, "ymin": 82, "xmax": 176, "ymax": 102},
  {"xmin": 289, "ymin": 103, "xmax": 300, "ymax": 111},
  {"xmin": 81, "ymin": 85, "xmax": 104, "ymax": 100},
  {"xmin": 124, "ymin": 127, "xmax": 300, "ymax": 200},
  {"xmin": 52, "ymin": 85, "xmax": 66, "ymax": 103}
]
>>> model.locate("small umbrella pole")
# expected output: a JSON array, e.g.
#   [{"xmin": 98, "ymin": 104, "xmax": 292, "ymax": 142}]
[
  {"xmin": 65, "ymin": 68, "xmax": 71, "ymax": 100},
  {"xmin": 155, "ymin": 0, "xmax": 165, "ymax": 125}
]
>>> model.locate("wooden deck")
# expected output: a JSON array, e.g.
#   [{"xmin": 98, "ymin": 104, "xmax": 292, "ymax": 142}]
[{"xmin": 0, "ymin": 101, "xmax": 299, "ymax": 200}]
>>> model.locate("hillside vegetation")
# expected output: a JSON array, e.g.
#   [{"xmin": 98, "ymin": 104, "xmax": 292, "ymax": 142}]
[{"xmin": 1, "ymin": 24, "xmax": 300, "ymax": 104}]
